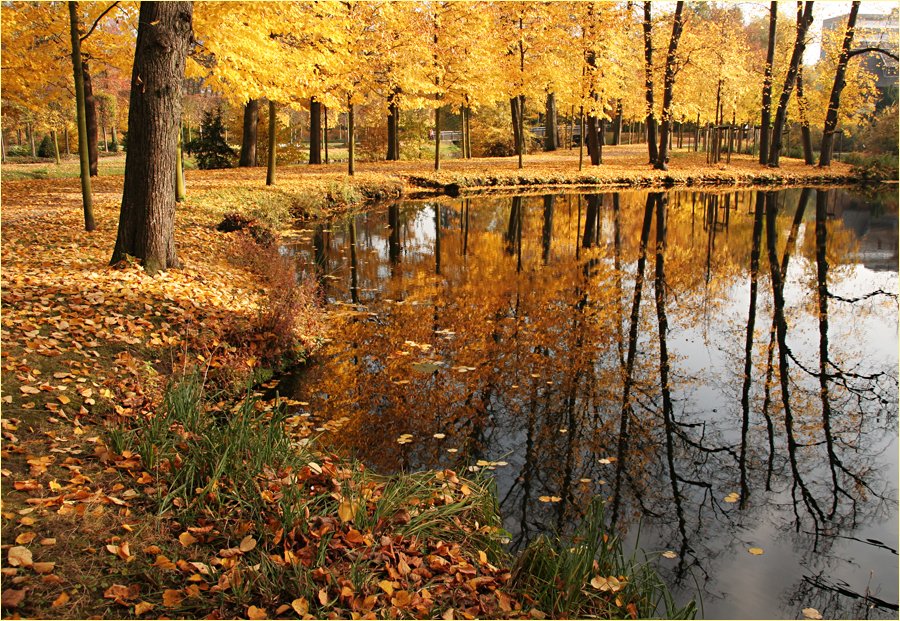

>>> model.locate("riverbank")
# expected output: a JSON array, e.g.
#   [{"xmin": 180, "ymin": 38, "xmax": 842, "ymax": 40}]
[{"xmin": 0, "ymin": 148, "xmax": 880, "ymax": 618}]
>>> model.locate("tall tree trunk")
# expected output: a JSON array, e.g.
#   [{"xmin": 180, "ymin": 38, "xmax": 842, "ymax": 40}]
[
  {"xmin": 266, "ymin": 100, "xmax": 277, "ymax": 185},
  {"xmin": 110, "ymin": 122, "xmax": 118, "ymax": 152},
  {"xmin": 64, "ymin": 127, "xmax": 70, "ymax": 155},
  {"xmin": 759, "ymin": 1, "xmax": 777, "ymax": 164},
  {"xmin": 102, "ymin": 125, "xmax": 108, "ymax": 152},
  {"xmin": 309, "ymin": 97, "xmax": 322, "ymax": 164},
  {"xmin": 643, "ymin": 1, "xmax": 659, "ymax": 164},
  {"xmin": 323, "ymin": 105, "xmax": 328, "ymax": 164},
  {"xmin": 0, "ymin": 127, "xmax": 6, "ymax": 164},
  {"xmin": 655, "ymin": 1, "xmax": 685, "ymax": 171},
  {"xmin": 613, "ymin": 100, "xmax": 623, "ymax": 145},
  {"xmin": 586, "ymin": 113, "xmax": 600, "ymax": 166},
  {"xmin": 239, "ymin": 98, "xmax": 258, "ymax": 167},
  {"xmin": 348, "ymin": 98, "xmax": 355, "ymax": 175},
  {"xmin": 820, "ymin": 2, "xmax": 860, "ymax": 167},
  {"xmin": 578, "ymin": 107, "xmax": 585, "ymax": 171},
  {"xmin": 544, "ymin": 91, "xmax": 558, "ymax": 151},
  {"xmin": 52, "ymin": 130, "xmax": 60, "ymax": 164},
  {"xmin": 433, "ymin": 104, "xmax": 441, "ymax": 171},
  {"xmin": 517, "ymin": 95, "xmax": 525, "ymax": 169},
  {"xmin": 510, "ymin": 96, "xmax": 522, "ymax": 157},
  {"xmin": 797, "ymin": 63, "xmax": 814, "ymax": 164},
  {"xmin": 82, "ymin": 62, "xmax": 99, "ymax": 176},
  {"xmin": 386, "ymin": 89, "xmax": 400, "ymax": 160},
  {"xmin": 28, "ymin": 123, "xmax": 36, "ymax": 157},
  {"xmin": 768, "ymin": 2, "xmax": 814, "ymax": 167},
  {"xmin": 68, "ymin": 1, "xmax": 94, "ymax": 231},
  {"xmin": 110, "ymin": 1, "xmax": 192, "ymax": 274}
]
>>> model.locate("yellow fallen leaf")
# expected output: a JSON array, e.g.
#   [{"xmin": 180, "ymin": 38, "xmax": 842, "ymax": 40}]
[
  {"xmin": 391, "ymin": 590, "xmax": 411, "ymax": 607},
  {"xmin": 247, "ymin": 605, "xmax": 267, "ymax": 619},
  {"xmin": 51, "ymin": 591, "xmax": 70, "ymax": 607},
  {"xmin": 379, "ymin": 580, "xmax": 394, "ymax": 596},
  {"xmin": 15, "ymin": 532, "xmax": 37, "ymax": 545},
  {"xmin": 162, "ymin": 589, "xmax": 183, "ymax": 608},
  {"xmin": 338, "ymin": 498, "xmax": 359, "ymax": 523},
  {"xmin": 134, "ymin": 601, "xmax": 154, "ymax": 615},
  {"xmin": 291, "ymin": 597, "xmax": 309, "ymax": 615},
  {"xmin": 748, "ymin": 548, "xmax": 763, "ymax": 555},
  {"xmin": 179, "ymin": 531, "xmax": 198, "ymax": 547}
]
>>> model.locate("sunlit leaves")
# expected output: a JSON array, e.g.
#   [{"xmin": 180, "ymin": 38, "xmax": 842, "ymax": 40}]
[{"xmin": 748, "ymin": 547, "xmax": 764, "ymax": 555}]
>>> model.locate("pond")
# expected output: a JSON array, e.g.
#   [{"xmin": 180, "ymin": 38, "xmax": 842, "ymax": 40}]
[{"xmin": 281, "ymin": 187, "xmax": 898, "ymax": 620}]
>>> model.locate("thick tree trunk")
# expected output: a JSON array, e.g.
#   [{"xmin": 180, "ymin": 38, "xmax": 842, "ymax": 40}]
[
  {"xmin": 510, "ymin": 96, "xmax": 522, "ymax": 157},
  {"xmin": 544, "ymin": 91, "xmax": 558, "ymax": 151},
  {"xmin": 655, "ymin": 2, "xmax": 685, "ymax": 171},
  {"xmin": 239, "ymin": 98, "xmax": 258, "ymax": 167},
  {"xmin": 386, "ymin": 90, "xmax": 400, "ymax": 161},
  {"xmin": 266, "ymin": 100, "xmax": 276, "ymax": 185},
  {"xmin": 309, "ymin": 97, "xmax": 322, "ymax": 164},
  {"xmin": 68, "ymin": 1, "xmax": 94, "ymax": 231},
  {"xmin": 82, "ymin": 62, "xmax": 99, "ymax": 176},
  {"xmin": 768, "ymin": 2, "xmax": 814, "ymax": 167},
  {"xmin": 820, "ymin": 2, "xmax": 860, "ymax": 167},
  {"xmin": 110, "ymin": 1, "xmax": 192, "ymax": 274},
  {"xmin": 643, "ymin": 2, "xmax": 659, "ymax": 164},
  {"xmin": 323, "ymin": 105, "xmax": 328, "ymax": 164},
  {"xmin": 759, "ymin": 2, "xmax": 777, "ymax": 164},
  {"xmin": 110, "ymin": 122, "xmax": 118, "ymax": 152},
  {"xmin": 586, "ymin": 114, "xmax": 600, "ymax": 166}
]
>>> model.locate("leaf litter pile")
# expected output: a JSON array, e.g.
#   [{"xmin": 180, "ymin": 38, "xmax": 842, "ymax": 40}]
[{"xmin": 0, "ymin": 158, "xmax": 727, "ymax": 619}]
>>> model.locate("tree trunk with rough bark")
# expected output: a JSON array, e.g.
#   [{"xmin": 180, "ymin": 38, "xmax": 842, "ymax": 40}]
[
  {"xmin": 110, "ymin": 1, "xmax": 192, "ymax": 274},
  {"xmin": 266, "ymin": 100, "xmax": 276, "ymax": 185},
  {"xmin": 68, "ymin": 1, "xmax": 94, "ymax": 231},
  {"xmin": 386, "ymin": 89, "xmax": 400, "ymax": 161},
  {"xmin": 309, "ymin": 98, "xmax": 322, "ymax": 164},
  {"xmin": 820, "ymin": 2, "xmax": 859, "ymax": 167},
  {"xmin": 544, "ymin": 92, "xmax": 558, "ymax": 151},
  {"xmin": 759, "ymin": 2, "xmax": 777, "ymax": 164},
  {"xmin": 655, "ymin": 1, "xmax": 685, "ymax": 171},
  {"xmin": 83, "ymin": 62, "xmax": 99, "ymax": 176},
  {"xmin": 643, "ymin": 2, "xmax": 659, "ymax": 164},
  {"xmin": 239, "ymin": 99, "xmax": 258, "ymax": 167}
]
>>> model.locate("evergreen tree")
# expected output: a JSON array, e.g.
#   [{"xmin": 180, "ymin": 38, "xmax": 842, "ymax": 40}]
[{"xmin": 187, "ymin": 106, "xmax": 235, "ymax": 169}]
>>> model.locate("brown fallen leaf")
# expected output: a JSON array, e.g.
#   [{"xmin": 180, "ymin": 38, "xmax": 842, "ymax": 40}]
[
  {"xmin": 178, "ymin": 531, "xmax": 198, "ymax": 547},
  {"xmin": 8, "ymin": 546, "xmax": 32, "ymax": 567},
  {"xmin": 247, "ymin": 605, "xmax": 267, "ymax": 619},
  {"xmin": 239, "ymin": 535, "xmax": 256, "ymax": 552},
  {"xmin": 31, "ymin": 562, "xmax": 55, "ymax": 574},
  {"xmin": 1, "ymin": 588, "xmax": 27, "ymax": 609},
  {"xmin": 51, "ymin": 591, "xmax": 70, "ymax": 607},
  {"xmin": 134, "ymin": 601, "xmax": 154, "ymax": 615},
  {"xmin": 15, "ymin": 532, "xmax": 37, "ymax": 545}
]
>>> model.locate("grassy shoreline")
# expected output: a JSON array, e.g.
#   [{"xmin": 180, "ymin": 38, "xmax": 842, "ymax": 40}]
[{"xmin": 2, "ymin": 148, "xmax": 887, "ymax": 618}]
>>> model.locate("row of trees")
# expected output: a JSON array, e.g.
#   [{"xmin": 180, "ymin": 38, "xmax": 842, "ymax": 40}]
[{"xmin": 0, "ymin": 1, "xmax": 896, "ymax": 273}]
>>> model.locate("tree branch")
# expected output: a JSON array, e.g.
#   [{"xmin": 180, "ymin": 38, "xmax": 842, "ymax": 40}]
[
  {"xmin": 80, "ymin": 1, "xmax": 120, "ymax": 42},
  {"xmin": 847, "ymin": 46, "xmax": 899, "ymax": 60}
]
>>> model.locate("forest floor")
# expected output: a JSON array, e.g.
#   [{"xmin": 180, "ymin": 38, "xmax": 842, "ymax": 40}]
[{"xmin": 0, "ymin": 146, "xmax": 874, "ymax": 619}]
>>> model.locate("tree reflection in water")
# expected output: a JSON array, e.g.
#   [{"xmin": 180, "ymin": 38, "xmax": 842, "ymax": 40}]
[{"xmin": 286, "ymin": 188, "xmax": 898, "ymax": 620}]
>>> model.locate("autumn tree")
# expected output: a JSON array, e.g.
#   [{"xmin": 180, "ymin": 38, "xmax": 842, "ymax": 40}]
[
  {"xmin": 758, "ymin": 2, "xmax": 777, "ymax": 164},
  {"xmin": 819, "ymin": 2, "xmax": 899, "ymax": 166},
  {"xmin": 110, "ymin": 1, "xmax": 193, "ymax": 274},
  {"xmin": 767, "ymin": 2, "xmax": 814, "ymax": 168},
  {"xmin": 653, "ymin": 1, "xmax": 685, "ymax": 171}
]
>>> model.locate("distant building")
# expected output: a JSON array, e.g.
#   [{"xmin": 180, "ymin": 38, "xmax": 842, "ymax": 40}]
[{"xmin": 822, "ymin": 8, "xmax": 899, "ymax": 95}]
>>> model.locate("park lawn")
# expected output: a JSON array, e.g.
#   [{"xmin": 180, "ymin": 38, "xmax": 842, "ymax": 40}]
[{"xmin": 0, "ymin": 147, "xmax": 863, "ymax": 619}]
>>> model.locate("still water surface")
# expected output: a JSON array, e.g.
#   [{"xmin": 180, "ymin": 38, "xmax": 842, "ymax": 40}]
[{"xmin": 284, "ymin": 188, "xmax": 898, "ymax": 620}]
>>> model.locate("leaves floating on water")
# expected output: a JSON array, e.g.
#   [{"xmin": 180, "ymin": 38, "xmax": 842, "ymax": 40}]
[
  {"xmin": 411, "ymin": 361, "xmax": 440, "ymax": 373},
  {"xmin": 748, "ymin": 547, "xmax": 763, "ymax": 555},
  {"xmin": 802, "ymin": 608, "xmax": 823, "ymax": 620},
  {"xmin": 724, "ymin": 492, "xmax": 740, "ymax": 503},
  {"xmin": 662, "ymin": 551, "xmax": 678, "ymax": 559},
  {"xmin": 538, "ymin": 495, "xmax": 562, "ymax": 503}
]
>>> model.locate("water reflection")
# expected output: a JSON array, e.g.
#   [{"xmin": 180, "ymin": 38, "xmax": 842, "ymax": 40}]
[{"xmin": 287, "ymin": 188, "xmax": 899, "ymax": 620}]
